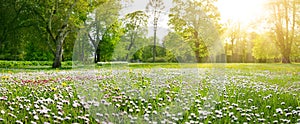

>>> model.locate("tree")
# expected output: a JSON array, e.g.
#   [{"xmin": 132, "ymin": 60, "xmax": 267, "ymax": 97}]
[
  {"xmin": 30, "ymin": 0, "xmax": 106, "ymax": 68},
  {"xmin": 267, "ymin": 0, "xmax": 299, "ymax": 63},
  {"xmin": 146, "ymin": 0, "xmax": 165, "ymax": 63},
  {"xmin": 122, "ymin": 10, "xmax": 148, "ymax": 61},
  {"xmin": 169, "ymin": 0, "xmax": 221, "ymax": 63},
  {"xmin": 251, "ymin": 32, "xmax": 281, "ymax": 62},
  {"xmin": 223, "ymin": 21, "xmax": 254, "ymax": 63},
  {"xmin": 87, "ymin": 0, "xmax": 122, "ymax": 63},
  {"xmin": 163, "ymin": 32, "xmax": 194, "ymax": 62}
]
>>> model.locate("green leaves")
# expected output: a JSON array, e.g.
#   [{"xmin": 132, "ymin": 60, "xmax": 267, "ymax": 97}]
[{"xmin": 168, "ymin": 0, "xmax": 221, "ymax": 62}]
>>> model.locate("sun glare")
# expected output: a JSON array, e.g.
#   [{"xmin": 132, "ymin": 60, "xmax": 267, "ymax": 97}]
[{"xmin": 216, "ymin": 0, "xmax": 269, "ymax": 25}]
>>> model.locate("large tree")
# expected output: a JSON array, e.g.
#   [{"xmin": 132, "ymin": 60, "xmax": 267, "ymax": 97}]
[
  {"xmin": 30, "ymin": 0, "xmax": 106, "ymax": 68},
  {"xmin": 169, "ymin": 0, "xmax": 221, "ymax": 63},
  {"xmin": 268, "ymin": 0, "xmax": 299, "ymax": 63}
]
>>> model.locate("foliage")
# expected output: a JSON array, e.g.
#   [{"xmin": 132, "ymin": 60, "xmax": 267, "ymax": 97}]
[
  {"xmin": 0, "ymin": 61, "xmax": 73, "ymax": 68},
  {"xmin": 84, "ymin": 0, "xmax": 123, "ymax": 63},
  {"xmin": 163, "ymin": 32, "xmax": 195, "ymax": 63},
  {"xmin": 266, "ymin": 0, "xmax": 299, "ymax": 63},
  {"xmin": 251, "ymin": 32, "xmax": 281, "ymax": 62},
  {"xmin": 169, "ymin": 0, "xmax": 221, "ymax": 62},
  {"xmin": 120, "ymin": 10, "xmax": 149, "ymax": 61}
]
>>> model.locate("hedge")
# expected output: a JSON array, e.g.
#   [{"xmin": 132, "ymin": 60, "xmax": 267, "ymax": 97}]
[{"xmin": 0, "ymin": 61, "xmax": 73, "ymax": 68}]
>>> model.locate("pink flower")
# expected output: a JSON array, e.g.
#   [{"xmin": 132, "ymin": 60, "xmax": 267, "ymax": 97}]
[{"xmin": 0, "ymin": 96, "xmax": 7, "ymax": 101}]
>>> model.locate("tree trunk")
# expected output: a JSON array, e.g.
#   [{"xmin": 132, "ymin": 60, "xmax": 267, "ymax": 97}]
[
  {"xmin": 125, "ymin": 34, "xmax": 134, "ymax": 61},
  {"xmin": 282, "ymin": 53, "xmax": 291, "ymax": 63},
  {"xmin": 52, "ymin": 27, "xmax": 69, "ymax": 68},
  {"xmin": 52, "ymin": 39, "xmax": 63, "ymax": 68},
  {"xmin": 194, "ymin": 41, "xmax": 201, "ymax": 63},
  {"xmin": 125, "ymin": 42, "xmax": 133, "ymax": 61},
  {"xmin": 96, "ymin": 47, "xmax": 100, "ymax": 63},
  {"xmin": 153, "ymin": 25, "xmax": 157, "ymax": 63}
]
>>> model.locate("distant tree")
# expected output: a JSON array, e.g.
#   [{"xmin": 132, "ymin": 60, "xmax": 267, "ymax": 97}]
[
  {"xmin": 86, "ymin": 0, "xmax": 122, "ymax": 62},
  {"xmin": 169, "ymin": 0, "xmax": 221, "ymax": 63},
  {"xmin": 267, "ymin": 0, "xmax": 299, "ymax": 63},
  {"xmin": 122, "ymin": 10, "xmax": 148, "ymax": 60},
  {"xmin": 162, "ymin": 32, "xmax": 194, "ymax": 62},
  {"xmin": 251, "ymin": 32, "xmax": 281, "ymax": 62},
  {"xmin": 146, "ymin": 0, "xmax": 165, "ymax": 62}
]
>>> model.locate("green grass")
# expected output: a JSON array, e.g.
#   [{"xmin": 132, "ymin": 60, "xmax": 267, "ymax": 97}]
[{"xmin": 0, "ymin": 63, "xmax": 299, "ymax": 123}]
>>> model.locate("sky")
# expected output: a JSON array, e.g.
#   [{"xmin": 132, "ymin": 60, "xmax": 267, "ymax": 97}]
[{"xmin": 120, "ymin": 0, "xmax": 269, "ymax": 40}]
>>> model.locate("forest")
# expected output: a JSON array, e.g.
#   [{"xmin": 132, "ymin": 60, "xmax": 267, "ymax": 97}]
[{"xmin": 0, "ymin": 0, "xmax": 299, "ymax": 68}]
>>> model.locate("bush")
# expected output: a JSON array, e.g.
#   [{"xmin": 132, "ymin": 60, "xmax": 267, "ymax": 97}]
[{"xmin": 0, "ymin": 61, "xmax": 73, "ymax": 68}]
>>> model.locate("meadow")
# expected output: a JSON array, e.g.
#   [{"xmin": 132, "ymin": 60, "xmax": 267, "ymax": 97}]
[{"xmin": 0, "ymin": 63, "xmax": 300, "ymax": 123}]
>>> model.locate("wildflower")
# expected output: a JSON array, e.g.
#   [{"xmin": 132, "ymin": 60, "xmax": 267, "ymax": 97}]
[
  {"xmin": 8, "ymin": 106, "xmax": 14, "ymax": 111},
  {"xmin": 51, "ymin": 87, "xmax": 57, "ymax": 91},
  {"xmin": 58, "ymin": 111, "xmax": 63, "ymax": 116},
  {"xmin": 232, "ymin": 103, "xmax": 238, "ymax": 107},
  {"xmin": 62, "ymin": 82, "xmax": 67, "ymax": 87},
  {"xmin": 0, "ymin": 96, "xmax": 7, "ymax": 101},
  {"xmin": 129, "ymin": 109, "xmax": 133, "ymax": 113},
  {"xmin": 30, "ymin": 121, "xmax": 37, "ymax": 124},
  {"xmin": 72, "ymin": 102, "xmax": 80, "ymax": 108},
  {"xmin": 276, "ymin": 108, "xmax": 283, "ymax": 114},
  {"xmin": 136, "ymin": 109, "xmax": 140, "ymax": 112},
  {"xmin": 258, "ymin": 118, "xmax": 265, "ymax": 122},
  {"xmin": 216, "ymin": 114, "xmax": 223, "ymax": 118},
  {"xmin": 16, "ymin": 120, "xmax": 23, "ymax": 124},
  {"xmin": 1, "ymin": 76, "xmax": 9, "ymax": 80},
  {"xmin": 0, "ymin": 110, "xmax": 5, "ymax": 114},
  {"xmin": 246, "ymin": 117, "xmax": 251, "ymax": 121},
  {"xmin": 33, "ymin": 115, "xmax": 39, "ymax": 120},
  {"xmin": 44, "ymin": 114, "xmax": 50, "ymax": 118},
  {"xmin": 153, "ymin": 110, "xmax": 157, "ymax": 115},
  {"xmin": 8, "ymin": 113, "xmax": 17, "ymax": 118},
  {"xmin": 96, "ymin": 113, "xmax": 103, "ymax": 117}
]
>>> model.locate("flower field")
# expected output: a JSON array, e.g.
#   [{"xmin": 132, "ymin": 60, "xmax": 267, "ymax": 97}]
[{"xmin": 0, "ymin": 64, "xmax": 300, "ymax": 123}]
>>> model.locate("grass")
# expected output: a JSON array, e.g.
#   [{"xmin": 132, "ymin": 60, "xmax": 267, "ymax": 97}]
[{"xmin": 0, "ymin": 63, "xmax": 299, "ymax": 123}]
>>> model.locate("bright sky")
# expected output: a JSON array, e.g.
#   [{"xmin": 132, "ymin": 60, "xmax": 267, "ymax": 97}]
[
  {"xmin": 216, "ymin": 0, "xmax": 269, "ymax": 25},
  {"xmin": 120, "ymin": 0, "xmax": 270, "ymax": 39}
]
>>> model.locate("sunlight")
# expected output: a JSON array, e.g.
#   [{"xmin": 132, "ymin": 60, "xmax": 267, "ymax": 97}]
[{"xmin": 216, "ymin": 0, "xmax": 269, "ymax": 25}]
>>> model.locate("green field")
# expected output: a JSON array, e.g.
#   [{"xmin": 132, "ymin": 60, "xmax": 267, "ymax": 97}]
[{"xmin": 0, "ymin": 63, "xmax": 300, "ymax": 123}]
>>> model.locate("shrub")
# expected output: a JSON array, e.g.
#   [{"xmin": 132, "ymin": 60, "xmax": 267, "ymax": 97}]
[{"xmin": 0, "ymin": 61, "xmax": 73, "ymax": 68}]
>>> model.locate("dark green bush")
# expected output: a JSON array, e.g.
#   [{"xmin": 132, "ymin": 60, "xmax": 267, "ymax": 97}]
[{"xmin": 0, "ymin": 61, "xmax": 73, "ymax": 68}]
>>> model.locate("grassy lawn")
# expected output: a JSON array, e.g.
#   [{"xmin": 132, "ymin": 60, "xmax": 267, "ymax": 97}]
[{"xmin": 0, "ymin": 63, "xmax": 299, "ymax": 123}]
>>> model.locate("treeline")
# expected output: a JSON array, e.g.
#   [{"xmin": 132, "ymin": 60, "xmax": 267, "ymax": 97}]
[{"xmin": 1, "ymin": 0, "xmax": 299, "ymax": 68}]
